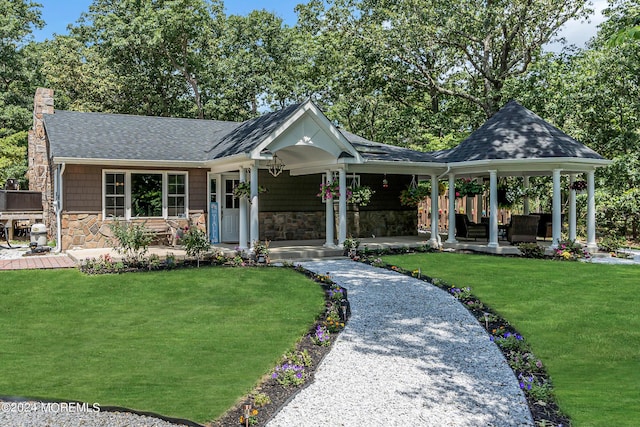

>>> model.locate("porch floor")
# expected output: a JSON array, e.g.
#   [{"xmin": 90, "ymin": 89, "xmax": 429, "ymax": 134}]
[{"xmin": 64, "ymin": 235, "xmax": 547, "ymax": 264}]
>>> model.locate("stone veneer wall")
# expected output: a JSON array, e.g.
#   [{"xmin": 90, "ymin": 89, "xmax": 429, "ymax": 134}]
[
  {"xmin": 27, "ymin": 88, "xmax": 55, "ymax": 239},
  {"xmin": 259, "ymin": 209, "xmax": 417, "ymax": 241},
  {"xmin": 59, "ymin": 211, "xmax": 206, "ymax": 251}
]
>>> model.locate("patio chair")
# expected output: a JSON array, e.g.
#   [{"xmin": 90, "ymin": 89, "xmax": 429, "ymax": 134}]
[
  {"xmin": 506, "ymin": 215, "xmax": 540, "ymax": 243},
  {"xmin": 455, "ymin": 214, "xmax": 488, "ymax": 240}
]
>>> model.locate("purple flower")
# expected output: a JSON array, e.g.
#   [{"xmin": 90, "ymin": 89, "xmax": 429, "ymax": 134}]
[
  {"xmin": 296, "ymin": 372, "xmax": 302, "ymax": 379},
  {"xmin": 272, "ymin": 372, "xmax": 278, "ymax": 379}
]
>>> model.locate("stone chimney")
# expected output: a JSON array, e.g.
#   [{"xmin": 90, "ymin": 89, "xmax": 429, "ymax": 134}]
[{"xmin": 27, "ymin": 88, "xmax": 55, "ymax": 232}]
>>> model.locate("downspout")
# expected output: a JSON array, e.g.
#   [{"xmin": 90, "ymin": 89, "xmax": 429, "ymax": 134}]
[
  {"xmin": 54, "ymin": 163, "xmax": 65, "ymax": 253},
  {"xmin": 437, "ymin": 164, "xmax": 451, "ymax": 180}
]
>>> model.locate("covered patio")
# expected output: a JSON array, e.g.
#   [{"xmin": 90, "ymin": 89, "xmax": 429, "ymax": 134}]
[{"xmin": 422, "ymin": 101, "xmax": 611, "ymax": 252}]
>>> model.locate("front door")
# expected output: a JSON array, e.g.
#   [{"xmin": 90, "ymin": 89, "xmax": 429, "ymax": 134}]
[{"xmin": 221, "ymin": 176, "xmax": 240, "ymax": 242}]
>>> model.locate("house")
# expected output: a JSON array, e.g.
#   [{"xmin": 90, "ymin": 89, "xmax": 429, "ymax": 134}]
[{"xmin": 27, "ymin": 88, "xmax": 610, "ymax": 252}]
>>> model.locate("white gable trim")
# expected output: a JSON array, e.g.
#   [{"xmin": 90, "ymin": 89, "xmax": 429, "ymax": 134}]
[{"xmin": 250, "ymin": 100, "xmax": 363, "ymax": 163}]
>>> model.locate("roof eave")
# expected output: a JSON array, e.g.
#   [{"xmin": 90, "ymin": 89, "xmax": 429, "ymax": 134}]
[{"xmin": 52, "ymin": 157, "xmax": 209, "ymax": 168}]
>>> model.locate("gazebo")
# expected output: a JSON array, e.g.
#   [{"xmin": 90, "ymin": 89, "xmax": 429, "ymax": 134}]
[{"xmin": 424, "ymin": 101, "xmax": 611, "ymax": 251}]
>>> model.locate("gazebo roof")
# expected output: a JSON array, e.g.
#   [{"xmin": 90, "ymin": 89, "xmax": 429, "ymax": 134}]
[{"xmin": 443, "ymin": 101, "xmax": 606, "ymax": 163}]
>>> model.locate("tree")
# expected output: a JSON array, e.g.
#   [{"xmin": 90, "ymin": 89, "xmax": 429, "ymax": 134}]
[{"xmin": 0, "ymin": 0, "xmax": 44, "ymax": 186}]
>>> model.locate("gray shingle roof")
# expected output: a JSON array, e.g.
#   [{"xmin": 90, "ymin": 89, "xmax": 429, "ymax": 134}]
[
  {"xmin": 444, "ymin": 101, "xmax": 605, "ymax": 163},
  {"xmin": 206, "ymin": 103, "xmax": 301, "ymax": 160},
  {"xmin": 42, "ymin": 100, "xmax": 606, "ymax": 167},
  {"xmin": 44, "ymin": 110, "xmax": 241, "ymax": 162},
  {"xmin": 339, "ymin": 130, "xmax": 441, "ymax": 163}
]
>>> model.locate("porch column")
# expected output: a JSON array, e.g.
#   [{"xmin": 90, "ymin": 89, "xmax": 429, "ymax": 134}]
[
  {"xmin": 428, "ymin": 174, "xmax": 440, "ymax": 247},
  {"xmin": 338, "ymin": 169, "xmax": 347, "ymax": 245},
  {"xmin": 488, "ymin": 170, "xmax": 499, "ymax": 248},
  {"xmin": 552, "ymin": 169, "xmax": 562, "ymax": 248},
  {"xmin": 569, "ymin": 174, "xmax": 577, "ymax": 241},
  {"xmin": 324, "ymin": 170, "xmax": 335, "ymax": 247},
  {"xmin": 523, "ymin": 176, "xmax": 530, "ymax": 215},
  {"xmin": 586, "ymin": 170, "xmax": 597, "ymax": 251},
  {"xmin": 250, "ymin": 162, "xmax": 259, "ymax": 246},
  {"xmin": 238, "ymin": 167, "xmax": 248, "ymax": 250},
  {"xmin": 446, "ymin": 173, "xmax": 457, "ymax": 243}
]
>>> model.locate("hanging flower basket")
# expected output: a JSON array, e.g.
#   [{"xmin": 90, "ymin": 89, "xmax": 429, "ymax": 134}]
[
  {"xmin": 317, "ymin": 180, "xmax": 341, "ymax": 200},
  {"xmin": 349, "ymin": 185, "xmax": 375, "ymax": 206},
  {"xmin": 456, "ymin": 178, "xmax": 485, "ymax": 197},
  {"xmin": 570, "ymin": 180, "xmax": 587, "ymax": 192},
  {"xmin": 399, "ymin": 184, "xmax": 430, "ymax": 207},
  {"xmin": 232, "ymin": 182, "xmax": 266, "ymax": 200}
]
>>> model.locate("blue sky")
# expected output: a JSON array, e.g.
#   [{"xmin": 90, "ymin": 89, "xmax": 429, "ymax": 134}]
[
  {"xmin": 31, "ymin": 0, "xmax": 607, "ymax": 51},
  {"xmin": 32, "ymin": 0, "xmax": 302, "ymax": 41}
]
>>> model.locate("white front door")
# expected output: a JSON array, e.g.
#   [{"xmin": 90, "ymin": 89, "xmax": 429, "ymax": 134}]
[{"xmin": 221, "ymin": 176, "xmax": 240, "ymax": 242}]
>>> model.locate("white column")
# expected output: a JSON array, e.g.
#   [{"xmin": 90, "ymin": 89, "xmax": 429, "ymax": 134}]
[
  {"xmin": 476, "ymin": 177, "xmax": 484, "ymax": 222},
  {"xmin": 338, "ymin": 169, "xmax": 347, "ymax": 245},
  {"xmin": 523, "ymin": 175, "xmax": 530, "ymax": 215},
  {"xmin": 324, "ymin": 170, "xmax": 335, "ymax": 247},
  {"xmin": 446, "ymin": 173, "xmax": 457, "ymax": 243},
  {"xmin": 586, "ymin": 170, "xmax": 597, "ymax": 251},
  {"xmin": 250, "ymin": 163, "xmax": 259, "ymax": 246},
  {"xmin": 488, "ymin": 170, "xmax": 498, "ymax": 248},
  {"xmin": 238, "ymin": 167, "xmax": 248, "ymax": 250},
  {"xmin": 569, "ymin": 174, "xmax": 577, "ymax": 241},
  {"xmin": 552, "ymin": 169, "xmax": 562, "ymax": 248},
  {"xmin": 428, "ymin": 174, "xmax": 440, "ymax": 246}
]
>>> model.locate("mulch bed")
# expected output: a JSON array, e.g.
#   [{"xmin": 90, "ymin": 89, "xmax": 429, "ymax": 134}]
[{"xmin": 210, "ymin": 323, "xmax": 336, "ymax": 427}]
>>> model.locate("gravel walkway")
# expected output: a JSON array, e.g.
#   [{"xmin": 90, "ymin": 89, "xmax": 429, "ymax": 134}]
[{"xmin": 267, "ymin": 260, "xmax": 533, "ymax": 427}]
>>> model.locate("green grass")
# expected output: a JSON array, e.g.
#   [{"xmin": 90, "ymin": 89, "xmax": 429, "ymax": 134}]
[
  {"xmin": 0, "ymin": 267, "xmax": 325, "ymax": 423},
  {"xmin": 382, "ymin": 252, "xmax": 640, "ymax": 426}
]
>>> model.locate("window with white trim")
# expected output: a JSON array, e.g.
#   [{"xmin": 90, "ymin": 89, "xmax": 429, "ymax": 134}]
[
  {"xmin": 103, "ymin": 171, "xmax": 188, "ymax": 219},
  {"xmin": 105, "ymin": 172, "xmax": 125, "ymax": 217}
]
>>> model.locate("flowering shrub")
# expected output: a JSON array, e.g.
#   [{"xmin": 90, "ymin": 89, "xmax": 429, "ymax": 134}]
[
  {"xmin": 518, "ymin": 374, "xmax": 554, "ymax": 401},
  {"xmin": 554, "ymin": 240, "xmax": 591, "ymax": 261},
  {"xmin": 328, "ymin": 286, "xmax": 345, "ymax": 302},
  {"xmin": 315, "ymin": 272, "xmax": 332, "ymax": 284},
  {"xmin": 271, "ymin": 363, "xmax": 306, "ymax": 387},
  {"xmin": 310, "ymin": 324, "xmax": 331, "ymax": 346},
  {"xmin": 449, "ymin": 286, "xmax": 472, "ymax": 300},
  {"xmin": 491, "ymin": 331, "xmax": 527, "ymax": 352},
  {"xmin": 239, "ymin": 408, "xmax": 259, "ymax": 425}
]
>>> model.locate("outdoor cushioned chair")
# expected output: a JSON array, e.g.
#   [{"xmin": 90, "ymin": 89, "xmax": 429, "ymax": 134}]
[
  {"xmin": 531, "ymin": 213, "xmax": 553, "ymax": 240},
  {"xmin": 507, "ymin": 215, "xmax": 540, "ymax": 243},
  {"xmin": 455, "ymin": 214, "xmax": 488, "ymax": 240}
]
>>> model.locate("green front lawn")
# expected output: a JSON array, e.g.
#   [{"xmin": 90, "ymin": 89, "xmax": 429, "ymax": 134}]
[
  {"xmin": 382, "ymin": 252, "xmax": 640, "ymax": 426},
  {"xmin": 0, "ymin": 267, "xmax": 325, "ymax": 423}
]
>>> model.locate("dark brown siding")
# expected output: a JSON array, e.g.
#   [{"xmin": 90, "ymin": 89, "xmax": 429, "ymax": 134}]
[
  {"xmin": 259, "ymin": 171, "xmax": 325, "ymax": 212},
  {"xmin": 64, "ymin": 164, "xmax": 102, "ymax": 211},
  {"xmin": 259, "ymin": 171, "xmax": 414, "ymax": 212},
  {"xmin": 63, "ymin": 164, "xmax": 208, "ymax": 213},
  {"xmin": 188, "ymin": 169, "xmax": 207, "ymax": 211}
]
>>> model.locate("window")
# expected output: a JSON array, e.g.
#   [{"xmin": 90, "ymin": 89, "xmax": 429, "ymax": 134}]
[
  {"xmin": 167, "ymin": 174, "xmax": 186, "ymax": 217},
  {"xmin": 132, "ymin": 173, "xmax": 162, "ymax": 217},
  {"xmin": 103, "ymin": 171, "xmax": 188, "ymax": 219},
  {"xmin": 105, "ymin": 173, "xmax": 125, "ymax": 217}
]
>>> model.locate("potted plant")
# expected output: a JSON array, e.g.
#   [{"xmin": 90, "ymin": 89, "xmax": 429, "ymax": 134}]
[
  {"xmin": 399, "ymin": 183, "xmax": 430, "ymax": 206},
  {"xmin": 232, "ymin": 182, "xmax": 266, "ymax": 200},
  {"xmin": 252, "ymin": 240, "xmax": 270, "ymax": 264},
  {"xmin": 349, "ymin": 185, "xmax": 375, "ymax": 206},
  {"xmin": 317, "ymin": 180, "xmax": 341, "ymax": 200},
  {"xmin": 456, "ymin": 178, "xmax": 485, "ymax": 197}
]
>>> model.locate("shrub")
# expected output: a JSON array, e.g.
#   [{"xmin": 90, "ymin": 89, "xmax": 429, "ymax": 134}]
[
  {"xmin": 598, "ymin": 234, "xmax": 626, "ymax": 252},
  {"xmin": 181, "ymin": 226, "xmax": 210, "ymax": 267},
  {"xmin": 517, "ymin": 243, "xmax": 546, "ymax": 258},
  {"xmin": 553, "ymin": 240, "xmax": 591, "ymax": 261},
  {"xmin": 109, "ymin": 221, "xmax": 153, "ymax": 264}
]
